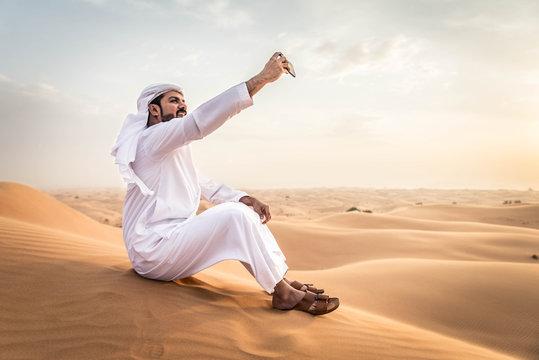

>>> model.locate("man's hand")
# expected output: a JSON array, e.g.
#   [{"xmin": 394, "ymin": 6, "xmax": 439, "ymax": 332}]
[
  {"xmin": 259, "ymin": 52, "xmax": 290, "ymax": 83},
  {"xmin": 239, "ymin": 196, "xmax": 272, "ymax": 224},
  {"xmin": 246, "ymin": 52, "xmax": 290, "ymax": 97}
]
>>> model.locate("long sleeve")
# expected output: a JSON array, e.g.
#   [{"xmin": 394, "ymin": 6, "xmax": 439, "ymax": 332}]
[
  {"xmin": 140, "ymin": 82, "xmax": 253, "ymax": 159},
  {"xmin": 197, "ymin": 168, "xmax": 248, "ymax": 205}
]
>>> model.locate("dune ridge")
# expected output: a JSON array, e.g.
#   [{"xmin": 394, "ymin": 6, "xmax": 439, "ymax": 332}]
[
  {"xmin": 390, "ymin": 203, "xmax": 539, "ymax": 230},
  {"xmin": 1, "ymin": 182, "xmax": 538, "ymax": 359}
]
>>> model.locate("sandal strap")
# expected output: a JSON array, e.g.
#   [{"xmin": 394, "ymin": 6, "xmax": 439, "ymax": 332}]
[
  {"xmin": 316, "ymin": 294, "xmax": 330, "ymax": 301},
  {"xmin": 290, "ymin": 280, "xmax": 305, "ymax": 290},
  {"xmin": 290, "ymin": 280, "xmax": 324, "ymax": 294},
  {"xmin": 296, "ymin": 292, "xmax": 338, "ymax": 315},
  {"xmin": 312, "ymin": 294, "xmax": 328, "ymax": 315},
  {"xmin": 305, "ymin": 283, "xmax": 324, "ymax": 294}
]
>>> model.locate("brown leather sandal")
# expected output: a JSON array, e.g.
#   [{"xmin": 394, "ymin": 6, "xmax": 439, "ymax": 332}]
[
  {"xmin": 292, "ymin": 291, "xmax": 339, "ymax": 315},
  {"xmin": 289, "ymin": 280, "xmax": 324, "ymax": 294}
]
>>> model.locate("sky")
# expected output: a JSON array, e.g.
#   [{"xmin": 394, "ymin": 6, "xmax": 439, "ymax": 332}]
[{"xmin": 1, "ymin": 0, "xmax": 538, "ymax": 190}]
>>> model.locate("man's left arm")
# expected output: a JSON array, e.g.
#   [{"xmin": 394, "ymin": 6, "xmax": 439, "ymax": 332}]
[
  {"xmin": 197, "ymin": 169, "xmax": 271, "ymax": 224},
  {"xmin": 197, "ymin": 168, "xmax": 248, "ymax": 204}
]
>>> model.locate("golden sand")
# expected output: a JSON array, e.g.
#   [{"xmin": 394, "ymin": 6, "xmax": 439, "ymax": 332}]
[{"xmin": 1, "ymin": 182, "xmax": 538, "ymax": 359}]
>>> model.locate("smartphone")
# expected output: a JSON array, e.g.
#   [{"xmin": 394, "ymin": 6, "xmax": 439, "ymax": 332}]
[
  {"xmin": 287, "ymin": 61, "xmax": 296, "ymax": 77},
  {"xmin": 278, "ymin": 53, "xmax": 296, "ymax": 77}
]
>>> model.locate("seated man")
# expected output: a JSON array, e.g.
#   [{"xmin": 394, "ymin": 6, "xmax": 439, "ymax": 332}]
[{"xmin": 111, "ymin": 52, "xmax": 339, "ymax": 315}]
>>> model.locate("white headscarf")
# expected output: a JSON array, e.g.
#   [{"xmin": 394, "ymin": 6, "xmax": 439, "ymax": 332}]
[{"xmin": 111, "ymin": 83, "xmax": 183, "ymax": 196}]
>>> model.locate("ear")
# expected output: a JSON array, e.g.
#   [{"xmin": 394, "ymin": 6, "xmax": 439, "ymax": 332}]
[{"xmin": 149, "ymin": 104, "xmax": 161, "ymax": 117}]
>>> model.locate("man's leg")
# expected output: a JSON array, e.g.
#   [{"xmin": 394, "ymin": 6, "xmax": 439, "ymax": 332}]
[
  {"xmin": 141, "ymin": 202, "xmax": 339, "ymax": 314},
  {"xmin": 147, "ymin": 202, "xmax": 288, "ymax": 292}
]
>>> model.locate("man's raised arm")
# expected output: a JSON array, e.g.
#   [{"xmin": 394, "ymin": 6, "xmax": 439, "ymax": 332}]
[{"xmin": 141, "ymin": 52, "xmax": 291, "ymax": 159}]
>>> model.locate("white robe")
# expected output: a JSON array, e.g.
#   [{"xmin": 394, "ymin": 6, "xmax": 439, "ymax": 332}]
[{"xmin": 122, "ymin": 83, "xmax": 288, "ymax": 293}]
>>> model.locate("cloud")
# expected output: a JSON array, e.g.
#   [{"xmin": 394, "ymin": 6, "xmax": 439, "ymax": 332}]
[
  {"xmin": 444, "ymin": 13, "xmax": 535, "ymax": 32},
  {"xmin": 80, "ymin": 0, "xmax": 108, "ymax": 5},
  {"xmin": 175, "ymin": 0, "xmax": 193, "ymax": 6},
  {"xmin": 182, "ymin": 52, "xmax": 203, "ymax": 67},
  {"xmin": 517, "ymin": 69, "xmax": 539, "ymax": 85},
  {"xmin": 313, "ymin": 40, "xmax": 340, "ymax": 56},
  {"xmin": 0, "ymin": 75, "xmax": 123, "ymax": 187},
  {"xmin": 328, "ymin": 112, "xmax": 379, "ymax": 143},
  {"xmin": 0, "ymin": 75, "xmax": 101, "ymax": 143},
  {"xmin": 174, "ymin": 0, "xmax": 254, "ymax": 29},
  {"xmin": 0, "ymin": 74, "xmax": 60, "ymax": 101},
  {"xmin": 81, "ymin": 0, "xmax": 160, "ymax": 10},
  {"xmin": 205, "ymin": 0, "xmax": 253, "ymax": 28},
  {"xmin": 304, "ymin": 35, "xmax": 432, "ymax": 80}
]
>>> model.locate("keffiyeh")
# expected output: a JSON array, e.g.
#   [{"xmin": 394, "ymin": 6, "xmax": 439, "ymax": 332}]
[{"xmin": 111, "ymin": 83, "xmax": 183, "ymax": 196}]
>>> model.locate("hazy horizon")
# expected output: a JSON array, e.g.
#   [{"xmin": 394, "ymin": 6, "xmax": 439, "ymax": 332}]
[
  {"xmin": 35, "ymin": 183, "xmax": 538, "ymax": 192},
  {"xmin": 1, "ymin": 0, "xmax": 538, "ymax": 190}
]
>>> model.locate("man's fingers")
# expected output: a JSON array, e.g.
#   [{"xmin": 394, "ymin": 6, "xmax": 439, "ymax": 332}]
[
  {"xmin": 251, "ymin": 199, "xmax": 271, "ymax": 224},
  {"xmin": 262, "ymin": 205, "xmax": 271, "ymax": 224},
  {"xmin": 271, "ymin": 52, "xmax": 288, "ymax": 65},
  {"xmin": 283, "ymin": 63, "xmax": 291, "ymax": 73},
  {"xmin": 271, "ymin": 51, "xmax": 283, "ymax": 60},
  {"xmin": 259, "ymin": 209, "xmax": 267, "ymax": 224}
]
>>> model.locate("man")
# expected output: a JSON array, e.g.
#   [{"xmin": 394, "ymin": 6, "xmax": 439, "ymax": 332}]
[{"xmin": 111, "ymin": 52, "xmax": 339, "ymax": 315}]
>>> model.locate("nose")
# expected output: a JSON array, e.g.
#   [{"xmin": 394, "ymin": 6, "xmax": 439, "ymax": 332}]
[{"xmin": 177, "ymin": 101, "xmax": 187, "ymax": 112}]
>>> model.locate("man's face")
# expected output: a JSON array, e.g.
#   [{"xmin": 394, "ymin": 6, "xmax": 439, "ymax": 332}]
[{"xmin": 154, "ymin": 90, "xmax": 187, "ymax": 122}]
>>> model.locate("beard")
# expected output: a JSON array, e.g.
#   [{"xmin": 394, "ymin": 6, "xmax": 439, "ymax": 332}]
[
  {"xmin": 162, "ymin": 109, "xmax": 187, "ymax": 122},
  {"xmin": 162, "ymin": 113, "xmax": 176, "ymax": 122}
]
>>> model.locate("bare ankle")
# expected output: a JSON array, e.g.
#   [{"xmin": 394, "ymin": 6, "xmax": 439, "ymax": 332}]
[{"xmin": 272, "ymin": 286, "xmax": 304, "ymax": 310}]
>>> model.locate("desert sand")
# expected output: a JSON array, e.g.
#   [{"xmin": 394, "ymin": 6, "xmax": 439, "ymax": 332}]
[{"xmin": 2, "ymin": 182, "xmax": 538, "ymax": 359}]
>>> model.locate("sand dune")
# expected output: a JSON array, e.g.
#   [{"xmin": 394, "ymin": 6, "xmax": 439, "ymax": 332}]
[
  {"xmin": 270, "ymin": 214, "xmax": 538, "ymax": 270},
  {"xmin": 2, "ymin": 182, "xmax": 538, "ymax": 359},
  {"xmin": 293, "ymin": 260, "xmax": 539, "ymax": 359},
  {"xmin": 390, "ymin": 204, "xmax": 539, "ymax": 230},
  {"xmin": 47, "ymin": 186, "xmax": 539, "ymax": 223},
  {"xmin": 0, "ymin": 182, "xmax": 122, "ymax": 241}
]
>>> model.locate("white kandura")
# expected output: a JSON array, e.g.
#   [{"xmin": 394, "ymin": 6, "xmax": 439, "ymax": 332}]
[{"xmin": 113, "ymin": 83, "xmax": 288, "ymax": 293}]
